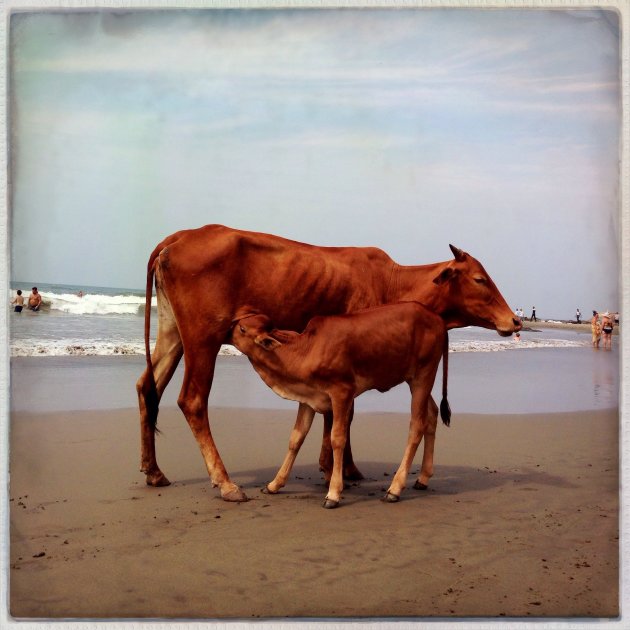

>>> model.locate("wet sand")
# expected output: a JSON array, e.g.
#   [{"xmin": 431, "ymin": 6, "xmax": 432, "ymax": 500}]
[{"xmin": 9, "ymin": 405, "xmax": 619, "ymax": 619}]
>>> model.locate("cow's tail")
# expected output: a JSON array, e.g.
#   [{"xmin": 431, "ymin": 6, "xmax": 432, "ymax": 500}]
[
  {"xmin": 142, "ymin": 249, "xmax": 160, "ymax": 433},
  {"xmin": 439, "ymin": 331, "xmax": 452, "ymax": 427}
]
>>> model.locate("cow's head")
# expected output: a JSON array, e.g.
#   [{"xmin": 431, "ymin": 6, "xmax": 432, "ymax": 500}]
[
  {"xmin": 230, "ymin": 308, "xmax": 283, "ymax": 353},
  {"xmin": 432, "ymin": 245, "xmax": 521, "ymax": 337}
]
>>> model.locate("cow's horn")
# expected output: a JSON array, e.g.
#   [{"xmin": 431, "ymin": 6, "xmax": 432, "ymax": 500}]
[{"xmin": 449, "ymin": 244, "xmax": 465, "ymax": 261}]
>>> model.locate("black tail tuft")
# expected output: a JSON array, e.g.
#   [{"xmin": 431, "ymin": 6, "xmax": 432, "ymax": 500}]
[{"xmin": 440, "ymin": 396, "xmax": 451, "ymax": 427}]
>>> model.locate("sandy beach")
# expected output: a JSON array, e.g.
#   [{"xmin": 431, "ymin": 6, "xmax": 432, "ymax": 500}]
[{"xmin": 9, "ymin": 404, "xmax": 619, "ymax": 619}]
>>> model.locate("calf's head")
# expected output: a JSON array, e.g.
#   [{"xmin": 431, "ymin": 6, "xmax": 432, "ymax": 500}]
[
  {"xmin": 230, "ymin": 309, "xmax": 283, "ymax": 354},
  {"xmin": 433, "ymin": 245, "xmax": 521, "ymax": 337}
]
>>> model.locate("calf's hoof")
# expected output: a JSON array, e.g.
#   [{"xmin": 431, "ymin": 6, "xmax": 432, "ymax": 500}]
[
  {"xmin": 222, "ymin": 488, "xmax": 248, "ymax": 502},
  {"xmin": 382, "ymin": 491, "xmax": 400, "ymax": 503},
  {"xmin": 413, "ymin": 480, "xmax": 428, "ymax": 491},
  {"xmin": 322, "ymin": 498, "xmax": 340, "ymax": 509},
  {"xmin": 261, "ymin": 484, "xmax": 278, "ymax": 495},
  {"xmin": 145, "ymin": 471, "xmax": 171, "ymax": 487}
]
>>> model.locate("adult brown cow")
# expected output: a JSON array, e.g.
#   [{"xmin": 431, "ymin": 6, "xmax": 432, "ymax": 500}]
[
  {"xmin": 136, "ymin": 224, "xmax": 520, "ymax": 501},
  {"xmin": 230, "ymin": 303, "xmax": 451, "ymax": 508}
]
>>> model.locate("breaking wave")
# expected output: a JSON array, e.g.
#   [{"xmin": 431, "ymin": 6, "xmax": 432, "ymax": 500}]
[{"xmin": 36, "ymin": 291, "xmax": 154, "ymax": 316}]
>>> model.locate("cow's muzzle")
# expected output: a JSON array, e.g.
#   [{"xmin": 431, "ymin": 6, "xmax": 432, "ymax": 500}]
[{"xmin": 497, "ymin": 317, "xmax": 522, "ymax": 337}]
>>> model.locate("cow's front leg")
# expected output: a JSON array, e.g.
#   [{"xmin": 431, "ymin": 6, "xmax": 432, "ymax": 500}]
[
  {"xmin": 178, "ymin": 348, "xmax": 247, "ymax": 502},
  {"xmin": 265, "ymin": 404, "xmax": 315, "ymax": 494},
  {"xmin": 414, "ymin": 396, "xmax": 439, "ymax": 490},
  {"xmin": 323, "ymin": 393, "xmax": 354, "ymax": 509}
]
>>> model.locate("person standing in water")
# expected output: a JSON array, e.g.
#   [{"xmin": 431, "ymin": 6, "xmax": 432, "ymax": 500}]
[
  {"xmin": 11, "ymin": 290, "xmax": 24, "ymax": 313},
  {"xmin": 28, "ymin": 287, "xmax": 42, "ymax": 311},
  {"xmin": 591, "ymin": 311, "xmax": 602, "ymax": 349},
  {"xmin": 601, "ymin": 312, "xmax": 614, "ymax": 350}
]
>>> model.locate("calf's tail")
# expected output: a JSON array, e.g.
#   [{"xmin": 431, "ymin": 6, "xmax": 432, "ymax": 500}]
[{"xmin": 439, "ymin": 331, "xmax": 451, "ymax": 427}]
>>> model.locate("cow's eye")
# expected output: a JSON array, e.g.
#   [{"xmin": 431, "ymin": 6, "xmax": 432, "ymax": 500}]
[
  {"xmin": 239, "ymin": 325, "xmax": 246, "ymax": 334},
  {"xmin": 474, "ymin": 277, "xmax": 486, "ymax": 284}
]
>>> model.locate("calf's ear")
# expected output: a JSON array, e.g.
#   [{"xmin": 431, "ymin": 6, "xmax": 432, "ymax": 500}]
[
  {"xmin": 231, "ymin": 305, "xmax": 260, "ymax": 326},
  {"xmin": 255, "ymin": 334, "xmax": 282, "ymax": 351}
]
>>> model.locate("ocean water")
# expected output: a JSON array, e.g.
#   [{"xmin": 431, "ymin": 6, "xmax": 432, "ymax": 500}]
[
  {"xmin": 9, "ymin": 282, "xmax": 594, "ymax": 357},
  {"xmin": 8, "ymin": 282, "xmax": 619, "ymax": 414}
]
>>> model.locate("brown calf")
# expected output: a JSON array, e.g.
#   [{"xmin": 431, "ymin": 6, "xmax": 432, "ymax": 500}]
[{"xmin": 231, "ymin": 302, "xmax": 450, "ymax": 508}]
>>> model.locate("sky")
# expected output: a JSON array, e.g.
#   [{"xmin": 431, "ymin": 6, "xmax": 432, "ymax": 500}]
[{"xmin": 9, "ymin": 8, "xmax": 621, "ymax": 318}]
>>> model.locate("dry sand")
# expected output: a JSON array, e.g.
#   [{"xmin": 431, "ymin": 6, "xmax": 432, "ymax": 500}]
[{"xmin": 9, "ymin": 405, "xmax": 619, "ymax": 620}]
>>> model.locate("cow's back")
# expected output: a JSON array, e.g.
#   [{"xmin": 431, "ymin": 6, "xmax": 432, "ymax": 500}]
[{"xmin": 155, "ymin": 225, "xmax": 395, "ymax": 332}]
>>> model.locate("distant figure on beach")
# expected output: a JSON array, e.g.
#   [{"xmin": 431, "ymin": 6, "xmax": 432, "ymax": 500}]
[
  {"xmin": 514, "ymin": 331, "xmax": 521, "ymax": 342},
  {"xmin": 11, "ymin": 289, "xmax": 24, "ymax": 313},
  {"xmin": 28, "ymin": 287, "xmax": 42, "ymax": 311},
  {"xmin": 77, "ymin": 290, "xmax": 83, "ymax": 298},
  {"xmin": 591, "ymin": 311, "xmax": 601, "ymax": 348},
  {"xmin": 576, "ymin": 308, "xmax": 581, "ymax": 324},
  {"xmin": 601, "ymin": 312, "xmax": 614, "ymax": 350},
  {"xmin": 530, "ymin": 306, "xmax": 537, "ymax": 322}
]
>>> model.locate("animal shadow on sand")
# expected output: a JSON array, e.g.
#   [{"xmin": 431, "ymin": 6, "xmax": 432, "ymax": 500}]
[{"xmin": 177, "ymin": 461, "xmax": 577, "ymax": 505}]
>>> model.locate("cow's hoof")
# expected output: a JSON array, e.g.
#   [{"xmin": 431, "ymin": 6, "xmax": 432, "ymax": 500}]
[
  {"xmin": 322, "ymin": 498, "xmax": 340, "ymax": 509},
  {"xmin": 222, "ymin": 488, "xmax": 248, "ymax": 502},
  {"xmin": 261, "ymin": 484, "xmax": 278, "ymax": 495},
  {"xmin": 145, "ymin": 472, "xmax": 171, "ymax": 487},
  {"xmin": 382, "ymin": 491, "xmax": 400, "ymax": 503},
  {"xmin": 413, "ymin": 480, "xmax": 428, "ymax": 491}
]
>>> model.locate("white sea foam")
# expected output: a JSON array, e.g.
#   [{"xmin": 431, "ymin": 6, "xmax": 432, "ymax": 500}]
[
  {"xmin": 10, "ymin": 337, "xmax": 586, "ymax": 357},
  {"xmin": 450, "ymin": 338, "xmax": 588, "ymax": 352}
]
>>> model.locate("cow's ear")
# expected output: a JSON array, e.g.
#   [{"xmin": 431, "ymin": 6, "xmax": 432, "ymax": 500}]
[
  {"xmin": 449, "ymin": 244, "xmax": 466, "ymax": 262},
  {"xmin": 255, "ymin": 334, "xmax": 282, "ymax": 351},
  {"xmin": 433, "ymin": 266, "xmax": 457, "ymax": 285}
]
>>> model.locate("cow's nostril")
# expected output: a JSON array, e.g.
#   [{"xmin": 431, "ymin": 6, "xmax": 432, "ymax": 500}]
[{"xmin": 513, "ymin": 317, "xmax": 522, "ymax": 328}]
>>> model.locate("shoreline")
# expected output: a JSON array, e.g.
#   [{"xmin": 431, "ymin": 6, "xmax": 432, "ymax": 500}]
[
  {"xmin": 522, "ymin": 320, "xmax": 619, "ymax": 334},
  {"xmin": 9, "ymin": 405, "xmax": 619, "ymax": 619}
]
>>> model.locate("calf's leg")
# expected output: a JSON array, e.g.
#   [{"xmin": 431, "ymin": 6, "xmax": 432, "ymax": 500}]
[
  {"xmin": 384, "ymin": 375, "xmax": 434, "ymax": 502},
  {"xmin": 319, "ymin": 404, "xmax": 364, "ymax": 482},
  {"xmin": 414, "ymin": 396, "xmax": 439, "ymax": 490},
  {"xmin": 323, "ymin": 393, "xmax": 354, "ymax": 509},
  {"xmin": 265, "ymin": 403, "xmax": 315, "ymax": 494}
]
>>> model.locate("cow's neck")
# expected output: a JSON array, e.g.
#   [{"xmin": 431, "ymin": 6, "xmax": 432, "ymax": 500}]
[{"xmin": 389, "ymin": 262, "xmax": 463, "ymax": 329}]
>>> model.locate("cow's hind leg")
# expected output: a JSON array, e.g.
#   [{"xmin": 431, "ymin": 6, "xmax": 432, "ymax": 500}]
[
  {"xmin": 177, "ymin": 345, "xmax": 247, "ymax": 502},
  {"xmin": 136, "ymin": 315, "xmax": 183, "ymax": 487},
  {"xmin": 264, "ymin": 403, "xmax": 315, "ymax": 494},
  {"xmin": 319, "ymin": 404, "xmax": 364, "ymax": 482},
  {"xmin": 414, "ymin": 396, "xmax": 438, "ymax": 490}
]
